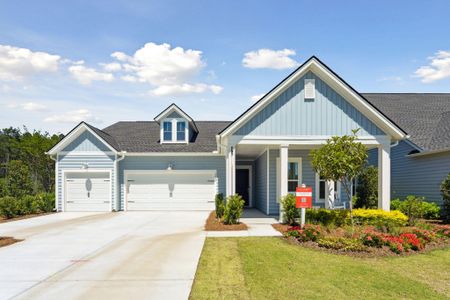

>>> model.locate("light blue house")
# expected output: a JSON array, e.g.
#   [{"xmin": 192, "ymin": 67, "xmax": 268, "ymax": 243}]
[{"xmin": 47, "ymin": 57, "xmax": 409, "ymax": 214}]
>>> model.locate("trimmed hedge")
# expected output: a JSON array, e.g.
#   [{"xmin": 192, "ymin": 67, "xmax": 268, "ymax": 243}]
[
  {"xmin": 223, "ymin": 194, "xmax": 245, "ymax": 225},
  {"xmin": 281, "ymin": 194, "xmax": 299, "ymax": 225},
  {"xmin": 0, "ymin": 193, "xmax": 55, "ymax": 219}
]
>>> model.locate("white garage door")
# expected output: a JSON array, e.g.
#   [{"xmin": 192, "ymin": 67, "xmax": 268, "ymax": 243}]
[
  {"xmin": 65, "ymin": 172, "xmax": 111, "ymax": 212},
  {"xmin": 126, "ymin": 171, "xmax": 216, "ymax": 210}
]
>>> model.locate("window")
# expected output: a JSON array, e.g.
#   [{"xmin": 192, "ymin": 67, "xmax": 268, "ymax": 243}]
[
  {"xmin": 163, "ymin": 121, "xmax": 172, "ymax": 141},
  {"xmin": 277, "ymin": 157, "xmax": 302, "ymax": 201},
  {"xmin": 316, "ymin": 174, "xmax": 341, "ymax": 203},
  {"xmin": 287, "ymin": 162, "xmax": 299, "ymax": 193},
  {"xmin": 177, "ymin": 121, "xmax": 186, "ymax": 141}
]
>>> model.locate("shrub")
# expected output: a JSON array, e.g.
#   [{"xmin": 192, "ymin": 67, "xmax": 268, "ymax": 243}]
[
  {"xmin": 355, "ymin": 166, "xmax": 378, "ymax": 208},
  {"xmin": 306, "ymin": 208, "xmax": 348, "ymax": 227},
  {"xmin": 441, "ymin": 173, "xmax": 450, "ymax": 223},
  {"xmin": 214, "ymin": 193, "xmax": 225, "ymax": 219},
  {"xmin": 391, "ymin": 195, "xmax": 440, "ymax": 224},
  {"xmin": 17, "ymin": 195, "xmax": 39, "ymax": 215},
  {"xmin": 281, "ymin": 194, "xmax": 299, "ymax": 225},
  {"xmin": 421, "ymin": 201, "xmax": 441, "ymax": 220},
  {"xmin": 361, "ymin": 229, "xmax": 424, "ymax": 253},
  {"xmin": 223, "ymin": 194, "xmax": 245, "ymax": 225},
  {"xmin": 34, "ymin": 192, "xmax": 55, "ymax": 213},
  {"xmin": 286, "ymin": 224, "xmax": 322, "ymax": 242},
  {"xmin": 0, "ymin": 196, "xmax": 19, "ymax": 219},
  {"xmin": 4, "ymin": 160, "xmax": 33, "ymax": 198},
  {"xmin": 352, "ymin": 209, "xmax": 408, "ymax": 229},
  {"xmin": 317, "ymin": 237, "xmax": 367, "ymax": 252}
]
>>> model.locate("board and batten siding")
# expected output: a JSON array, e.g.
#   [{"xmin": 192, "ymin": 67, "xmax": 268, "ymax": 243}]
[
  {"xmin": 254, "ymin": 151, "xmax": 268, "ymax": 213},
  {"xmin": 368, "ymin": 140, "xmax": 450, "ymax": 205},
  {"xmin": 118, "ymin": 156, "xmax": 226, "ymax": 210},
  {"xmin": 234, "ymin": 71, "xmax": 384, "ymax": 137},
  {"xmin": 57, "ymin": 130, "xmax": 116, "ymax": 211}
]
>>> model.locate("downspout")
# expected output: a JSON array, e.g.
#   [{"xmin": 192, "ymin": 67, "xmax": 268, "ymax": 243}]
[{"xmin": 115, "ymin": 151, "xmax": 126, "ymax": 211}]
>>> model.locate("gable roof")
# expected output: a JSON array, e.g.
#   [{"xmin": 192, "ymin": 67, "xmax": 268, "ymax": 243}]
[
  {"xmin": 103, "ymin": 121, "xmax": 230, "ymax": 152},
  {"xmin": 154, "ymin": 103, "xmax": 199, "ymax": 132},
  {"xmin": 362, "ymin": 93, "xmax": 450, "ymax": 151},
  {"xmin": 219, "ymin": 56, "xmax": 407, "ymax": 140},
  {"xmin": 46, "ymin": 122, "xmax": 120, "ymax": 155}
]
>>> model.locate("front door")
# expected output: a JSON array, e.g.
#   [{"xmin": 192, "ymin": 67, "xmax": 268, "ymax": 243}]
[{"xmin": 236, "ymin": 168, "xmax": 250, "ymax": 206}]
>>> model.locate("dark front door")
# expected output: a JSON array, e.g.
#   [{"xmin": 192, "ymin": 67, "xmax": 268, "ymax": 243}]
[{"xmin": 236, "ymin": 169, "xmax": 250, "ymax": 206}]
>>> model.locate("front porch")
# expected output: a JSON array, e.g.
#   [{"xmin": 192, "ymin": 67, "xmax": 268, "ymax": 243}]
[{"xmin": 225, "ymin": 140, "xmax": 391, "ymax": 216}]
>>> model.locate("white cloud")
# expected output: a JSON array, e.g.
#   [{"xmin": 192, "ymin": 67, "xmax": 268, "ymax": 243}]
[
  {"xmin": 7, "ymin": 101, "xmax": 47, "ymax": 112},
  {"xmin": 0, "ymin": 44, "xmax": 60, "ymax": 81},
  {"xmin": 109, "ymin": 42, "xmax": 222, "ymax": 96},
  {"xmin": 151, "ymin": 83, "xmax": 223, "ymax": 96},
  {"xmin": 68, "ymin": 63, "xmax": 114, "ymax": 85},
  {"xmin": 250, "ymin": 93, "xmax": 265, "ymax": 102},
  {"xmin": 242, "ymin": 48, "xmax": 299, "ymax": 70},
  {"xmin": 414, "ymin": 50, "xmax": 450, "ymax": 83},
  {"xmin": 44, "ymin": 109, "xmax": 101, "ymax": 123},
  {"xmin": 101, "ymin": 62, "xmax": 122, "ymax": 72}
]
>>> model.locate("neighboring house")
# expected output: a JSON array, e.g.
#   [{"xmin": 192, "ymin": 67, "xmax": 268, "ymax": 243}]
[
  {"xmin": 47, "ymin": 56, "xmax": 408, "ymax": 215},
  {"xmin": 364, "ymin": 94, "xmax": 450, "ymax": 205}
]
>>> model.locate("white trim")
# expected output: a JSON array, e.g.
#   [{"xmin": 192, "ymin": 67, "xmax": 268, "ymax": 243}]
[
  {"xmin": 230, "ymin": 135, "xmax": 389, "ymax": 146},
  {"xmin": 47, "ymin": 123, "xmax": 118, "ymax": 155},
  {"xmin": 266, "ymin": 148, "xmax": 270, "ymax": 215},
  {"xmin": 123, "ymin": 169, "xmax": 217, "ymax": 211},
  {"xmin": 62, "ymin": 169, "xmax": 113, "ymax": 212},
  {"xmin": 58, "ymin": 151, "xmax": 116, "ymax": 156},
  {"xmin": 276, "ymin": 156, "xmax": 303, "ymax": 202},
  {"xmin": 315, "ymin": 173, "xmax": 323, "ymax": 204},
  {"xmin": 236, "ymin": 165, "xmax": 253, "ymax": 207},
  {"xmin": 154, "ymin": 104, "xmax": 194, "ymax": 123},
  {"xmin": 219, "ymin": 58, "xmax": 406, "ymax": 140},
  {"xmin": 378, "ymin": 142, "xmax": 391, "ymax": 211},
  {"xmin": 55, "ymin": 153, "xmax": 59, "ymax": 212},
  {"xmin": 125, "ymin": 152, "xmax": 223, "ymax": 156},
  {"xmin": 161, "ymin": 118, "xmax": 189, "ymax": 144}
]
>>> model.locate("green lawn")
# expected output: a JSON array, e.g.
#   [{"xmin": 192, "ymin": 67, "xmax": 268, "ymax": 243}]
[{"xmin": 190, "ymin": 237, "xmax": 450, "ymax": 300}]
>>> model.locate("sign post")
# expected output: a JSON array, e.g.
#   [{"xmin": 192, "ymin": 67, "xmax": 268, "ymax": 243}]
[{"xmin": 296, "ymin": 184, "xmax": 312, "ymax": 228}]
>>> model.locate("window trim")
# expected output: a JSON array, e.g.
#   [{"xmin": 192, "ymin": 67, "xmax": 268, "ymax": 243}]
[
  {"xmin": 276, "ymin": 157, "xmax": 302, "ymax": 202},
  {"xmin": 160, "ymin": 118, "xmax": 189, "ymax": 144}
]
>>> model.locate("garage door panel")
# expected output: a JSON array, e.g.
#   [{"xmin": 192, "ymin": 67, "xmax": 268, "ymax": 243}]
[
  {"xmin": 65, "ymin": 172, "xmax": 110, "ymax": 212},
  {"xmin": 126, "ymin": 172, "xmax": 216, "ymax": 210}
]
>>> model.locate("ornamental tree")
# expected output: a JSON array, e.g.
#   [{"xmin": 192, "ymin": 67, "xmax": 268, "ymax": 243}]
[{"xmin": 310, "ymin": 129, "xmax": 368, "ymax": 226}]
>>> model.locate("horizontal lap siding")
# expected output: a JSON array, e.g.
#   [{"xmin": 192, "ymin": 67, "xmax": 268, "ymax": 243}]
[
  {"xmin": 367, "ymin": 141, "xmax": 450, "ymax": 205},
  {"xmin": 235, "ymin": 71, "xmax": 384, "ymax": 137},
  {"xmin": 57, "ymin": 154, "xmax": 115, "ymax": 211},
  {"xmin": 118, "ymin": 156, "xmax": 226, "ymax": 210},
  {"xmin": 255, "ymin": 151, "xmax": 267, "ymax": 213},
  {"xmin": 268, "ymin": 149, "xmax": 316, "ymax": 215}
]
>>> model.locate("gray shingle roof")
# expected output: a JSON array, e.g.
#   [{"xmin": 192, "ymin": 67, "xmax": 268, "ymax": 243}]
[
  {"xmin": 102, "ymin": 121, "xmax": 231, "ymax": 152},
  {"xmin": 84, "ymin": 122, "xmax": 121, "ymax": 151},
  {"xmin": 362, "ymin": 93, "xmax": 450, "ymax": 151}
]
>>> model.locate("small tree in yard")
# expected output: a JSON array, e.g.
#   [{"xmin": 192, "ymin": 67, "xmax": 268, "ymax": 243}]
[
  {"xmin": 355, "ymin": 166, "xmax": 378, "ymax": 208},
  {"xmin": 441, "ymin": 173, "xmax": 450, "ymax": 223},
  {"xmin": 310, "ymin": 129, "xmax": 368, "ymax": 228}
]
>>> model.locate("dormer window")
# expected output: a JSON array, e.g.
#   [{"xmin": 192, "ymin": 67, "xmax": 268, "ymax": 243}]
[
  {"xmin": 163, "ymin": 121, "xmax": 172, "ymax": 141},
  {"xmin": 177, "ymin": 121, "xmax": 186, "ymax": 141}
]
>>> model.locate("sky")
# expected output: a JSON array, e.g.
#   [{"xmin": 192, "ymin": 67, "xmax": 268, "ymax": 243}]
[{"xmin": 1, "ymin": 0, "xmax": 450, "ymax": 134}]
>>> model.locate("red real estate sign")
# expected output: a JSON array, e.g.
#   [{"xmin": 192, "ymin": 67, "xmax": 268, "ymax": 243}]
[{"xmin": 296, "ymin": 186, "xmax": 312, "ymax": 208}]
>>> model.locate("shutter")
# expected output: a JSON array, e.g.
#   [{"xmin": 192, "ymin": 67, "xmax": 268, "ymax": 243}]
[{"xmin": 304, "ymin": 79, "xmax": 315, "ymax": 99}]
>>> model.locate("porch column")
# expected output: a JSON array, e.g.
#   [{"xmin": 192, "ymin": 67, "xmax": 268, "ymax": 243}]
[
  {"xmin": 378, "ymin": 142, "xmax": 391, "ymax": 211},
  {"xmin": 279, "ymin": 144, "xmax": 289, "ymax": 219},
  {"xmin": 225, "ymin": 145, "xmax": 236, "ymax": 197},
  {"xmin": 324, "ymin": 180, "xmax": 335, "ymax": 209}
]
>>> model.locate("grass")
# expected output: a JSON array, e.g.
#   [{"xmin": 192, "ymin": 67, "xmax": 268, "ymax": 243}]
[{"xmin": 190, "ymin": 237, "xmax": 450, "ymax": 300}]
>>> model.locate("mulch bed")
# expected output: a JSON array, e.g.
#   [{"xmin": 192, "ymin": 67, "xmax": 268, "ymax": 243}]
[
  {"xmin": 272, "ymin": 223, "xmax": 450, "ymax": 258},
  {"xmin": 0, "ymin": 236, "xmax": 22, "ymax": 248},
  {"xmin": 0, "ymin": 212, "xmax": 55, "ymax": 224},
  {"xmin": 205, "ymin": 211, "xmax": 248, "ymax": 231}
]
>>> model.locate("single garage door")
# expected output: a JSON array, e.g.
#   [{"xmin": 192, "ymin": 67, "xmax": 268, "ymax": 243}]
[
  {"xmin": 65, "ymin": 172, "xmax": 111, "ymax": 212},
  {"xmin": 126, "ymin": 171, "xmax": 216, "ymax": 210}
]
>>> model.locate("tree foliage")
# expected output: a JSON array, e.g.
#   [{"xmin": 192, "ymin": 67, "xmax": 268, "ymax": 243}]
[
  {"xmin": 441, "ymin": 173, "xmax": 450, "ymax": 223},
  {"xmin": 310, "ymin": 129, "xmax": 368, "ymax": 226},
  {"xmin": 355, "ymin": 166, "xmax": 378, "ymax": 208}
]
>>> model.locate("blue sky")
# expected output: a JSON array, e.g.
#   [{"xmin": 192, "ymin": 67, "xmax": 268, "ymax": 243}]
[{"xmin": 1, "ymin": 0, "xmax": 450, "ymax": 134}]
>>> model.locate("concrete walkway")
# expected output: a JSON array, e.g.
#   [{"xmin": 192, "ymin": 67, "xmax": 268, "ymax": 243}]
[
  {"xmin": 0, "ymin": 211, "xmax": 209, "ymax": 300},
  {"xmin": 206, "ymin": 209, "xmax": 282, "ymax": 238}
]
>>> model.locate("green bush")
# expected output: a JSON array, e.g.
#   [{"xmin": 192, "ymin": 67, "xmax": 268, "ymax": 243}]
[
  {"xmin": 355, "ymin": 166, "xmax": 378, "ymax": 208},
  {"xmin": 352, "ymin": 208, "xmax": 408, "ymax": 229},
  {"xmin": 391, "ymin": 195, "xmax": 440, "ymax": 223},
  {"xmin": 441, "ymin": 173, "xmax": 450, "ymax": 223},
  {"xmin": 34, "ymin": 192, "xmax": 55, "ymax": 213},
  {"xmin": 306, "ymin": 208, "xmax": 348, "ymax": 227},
  {"xmin": 223, "ymin": 194, "xmax": 245, "ymax": 225},
  {"xmin": 4, "ymin": 160, "xmax": 34, "ymax": 198},
  {"xmin": 281, "ymin": 194, "xmax": 299, "ymax": 225},
  {"xmin": 17, "ymin": 195, "xmax": 39, "ymax": 215},
  {"xmin": 214, "ymin": 193, "xmax": 225, "ymax": 219},
  {"xmin": 317, "ymin": 237, "xmax": 367, "ymax": 252},
  {"xmin": 0, "ymin": 196, "xmax": 19, "ymax": 219}
]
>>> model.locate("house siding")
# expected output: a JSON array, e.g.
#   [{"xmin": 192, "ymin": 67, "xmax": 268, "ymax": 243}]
[
  {"xmin": 234, "ymin": 71, "xmax": 384, "ymax": 137},
  {"xmin": 254, "ymin": 151, "xmax": 268, "ymax": 213},
  {"xmin": 62, "ymin": 131, "xmax": 111, "ymax": 152},
  {"xmin": 118, "ymin": 156, "xmax": 226, "ymax": 210},
  {"xmin": 368, "ymin": 140, "xmax": 450, "ymax": 205}
]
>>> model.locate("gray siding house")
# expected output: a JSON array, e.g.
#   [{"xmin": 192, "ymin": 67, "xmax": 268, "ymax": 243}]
[{"xmin": 47, "ymin": 56, "xmax": 411, "ymax": 215}]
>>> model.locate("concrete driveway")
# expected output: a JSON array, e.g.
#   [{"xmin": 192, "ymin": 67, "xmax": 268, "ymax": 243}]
[{"xmin": 0, "ymin": 211, "xmax": 210, "ymax": 300}]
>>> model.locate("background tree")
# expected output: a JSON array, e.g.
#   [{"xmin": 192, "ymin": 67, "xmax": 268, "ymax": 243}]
[
  {"xmin": 4, "ymin": 160, "xmax": 33, "ymax": 198},
  {"xmin": 355, "ymin": 166, "xmax": 378, "ymax": 208},
  {"xmin": 441, "ymin": 173, "xmax": 450, "ymax": 223},
  {"xmin": 310, "ymin": 129, "xmax": 368, "ymax": 226}
]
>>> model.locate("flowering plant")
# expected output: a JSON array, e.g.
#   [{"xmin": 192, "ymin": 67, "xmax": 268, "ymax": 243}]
[{"xmin": 285, "ymin": 224, "xmax": 322, "ymax": 242}]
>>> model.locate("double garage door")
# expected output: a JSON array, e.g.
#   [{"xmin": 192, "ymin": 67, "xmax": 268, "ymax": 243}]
[
  {"xmin": 64, "ymin": 171, "xmax": 216, "ymax": 211},
  {"xmin": 126, "ymin": 172, "xmax": 216, "ymax": 210}
]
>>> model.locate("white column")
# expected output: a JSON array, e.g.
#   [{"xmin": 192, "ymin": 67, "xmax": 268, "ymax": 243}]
[
  {"xmin": 378, "ymin": 142, "xmax": 391, "ymax": 211},
  {"xmin": 231, "ymin": 146, "xmax": 236, "ymax": 195},
  {"xmin": 325, "ymin": 180, "xmax": 335, "ymax": 209},
  {"xmin": 225, "ymin": 146, "xmax": 236, "ymax": 197},
  {"xmin": 279, "ymin": 145, "xmax": 289, "ymax": 220}
]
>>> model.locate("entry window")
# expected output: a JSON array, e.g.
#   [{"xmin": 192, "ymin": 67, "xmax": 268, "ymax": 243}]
[
  {"xmin": 288, "ymin": 161, "xmax": 299, "ymax": 193},
  {"xmin": 163, "ymin": 121, "xmax": 172, "ymax": 141},
  {"xmin": 177, "ymin": 121, "xmax": 186, "ymax": 141}
]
